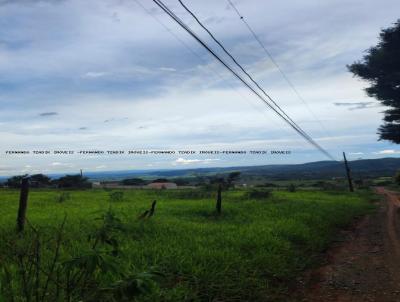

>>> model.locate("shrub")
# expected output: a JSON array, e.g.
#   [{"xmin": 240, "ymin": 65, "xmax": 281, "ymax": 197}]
[
  {"xmin": 287, "ymin": 184, "xmax": 296, "ymax": 192},
  {"xmin": 58, "ymin": 192, "xmax": 71, "ymax": 203},
  {"xmin": 109, "ymin": 191, "xmax": 124, "ymax": 202},
  {"xmin": 246, "ymin": 189, "xmax": 272, "ymax": 200},
  {"xmin": 168, "ymin": 190, "xmax": 214, "ymax": 199},
  {"xmin": 395, "ymin": 171, "xmax": 400, "ymax": 186}
]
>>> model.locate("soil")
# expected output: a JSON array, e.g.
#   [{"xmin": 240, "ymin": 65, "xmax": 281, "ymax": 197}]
[{"xmin": 291, "ymin": 187, "xmax": 400, "ymax": 302}]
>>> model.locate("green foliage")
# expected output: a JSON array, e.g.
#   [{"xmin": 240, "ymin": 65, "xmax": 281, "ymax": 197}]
[
  {"xmin": 172, "ymin": 178, "xmax": 190, "ymax": 186},
  {"xmin": 164, "ymin": 189, "xmax": 214, "ymax": 199},
  {"xmin": 30, "ymin": 174, "xmax": 51, "ymax": 187},
  {"xmin": 58, "ymin": 192, "xmax": 71, "ymax": 202},
  {"xmin": 151, "ymin": 178, "xmax": 169, "ymax": 183},
  {"xmin": 246, "ymin": 189, "xmax": 272, "ymax": 200},
  {"xmin": 0, "ymin": 188, "xmax": 373, "ymax": 301},
  {"xmin": 394, "ymin": 171, "xmax": 400, "ymax": 185},
  {"xmin": 287, "ymin": 183, "xmax": 297, "ymax": 192},
  {"xmin": 227, "ymin": 171, "xmax": 241, "ymax": 188},
  {"xmin": 102, "ymin": 269, "xmax": 164, "ymax": 301},
  {"xmin": 55, "ymin": 174, "xmax": 92, "ymax": 189},
  {"xmin": 122, "ymin": 178, "xmax": 146, "ymax": 186},
  {"xmin": 0, "ymin": 208, "xmax": 160, "ymax": 302},
  {"xmin": 5, "ymin": 174, "xmax": 28, "ymax": 188},
  {"xmin": 348, "ymin": 20, "xmax": 400, "ymax": 143},
  {"xmin": 109, "ymin": 191, "xmax": 124, "ymax": 202},
  {"xmin": 91, "ymin": 207, "xmax": 126, "ymax": 254}
]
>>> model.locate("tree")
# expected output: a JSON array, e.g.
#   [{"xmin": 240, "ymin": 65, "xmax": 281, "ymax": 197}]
[
  {"xmin": 55, "ymin": 174, "xmax": 92, "ymax": 189},
  {"xmin": 151, "ymin": 178, "xmax": 169, "ymax": 183},
  {"xmin": 348, "ymin": 20, "xmax": 400, "ymax": 143},
  {"xmin": 5, "ymin": 175, "xmax": 28, "ymax": 188},
  {"xmin": 122, "ymin": 178, "xmax": 146, "ymax": 186},
  {"xmin": 395, "ymin": 170, "xmax": 400, "ymax": 186},
  {"xmin": 173, "ymin": 178, "xmax": 190, "ymax": 186},
  {"xmin": 30, "ymin": 174, "xmax": 51, "ymax": 187},
  {"xmin": 226, "ymin": 172, "xmax": 241, "ymax": 189}
]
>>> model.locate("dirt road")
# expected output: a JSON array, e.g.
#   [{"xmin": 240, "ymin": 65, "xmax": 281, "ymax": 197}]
[{"xmin": 294, "ymin": 187, "xmax": 400, "ymax": 302}]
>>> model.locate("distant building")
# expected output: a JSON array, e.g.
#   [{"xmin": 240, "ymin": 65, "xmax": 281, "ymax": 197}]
[{"xmin": 147, "ymin": 182, "xmax": 177, "ymax": 189}]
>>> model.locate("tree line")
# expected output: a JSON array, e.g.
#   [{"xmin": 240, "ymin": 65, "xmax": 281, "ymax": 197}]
[
  {"xmin": 1, "ymin": 172, "xmax": 242, "ymax": 189},
  {"xmin": 2, "ymin": 174, "xmax": 92, "ymax": 189}
]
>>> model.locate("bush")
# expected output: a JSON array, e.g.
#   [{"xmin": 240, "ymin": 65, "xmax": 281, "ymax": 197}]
[
  {"xmin": 263, "ymin": 182, "xmax": 278, "ymax": 187},
  {"xmin": 109, "ymin": 191, "xmax": 124, "ymax": 202},
  {"xmin": 58, "ymin": 192, "xmax": 71, "ymax": 203},
  {"xmin": 287, "ymin": 184, "xmax": 296, "ymax": 192},
  {"xmin": 245, "ymin": 189, "xmax": 272, "ymax": 200},
  {"xmin": 167, "ymin": 190, "xmax": 214, "ymax": 199},
  {"xmin": 395, "ymin": 171, "xmax": 400, "ymax": 186},
  {"xmin": 5, "ymin": 175, "xmax": 28, "ymax": 188},
  {"xmin": 122, "ymin": 178, "xmax": 146, "ymax": 186}
]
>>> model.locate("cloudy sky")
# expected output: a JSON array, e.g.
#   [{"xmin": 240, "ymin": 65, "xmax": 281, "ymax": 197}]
[{"xmin": 1, "ymin": 0, "xmax": 400, "ymax": 176}]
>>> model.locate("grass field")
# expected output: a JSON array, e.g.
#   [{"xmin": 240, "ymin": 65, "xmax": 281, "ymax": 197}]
[{"xmin": 0, "ymin": 188, "xmax": 374, "ymax": 301}]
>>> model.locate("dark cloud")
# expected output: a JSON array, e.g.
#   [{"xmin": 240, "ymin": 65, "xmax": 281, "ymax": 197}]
[
  {"xmin": 333, "ymin": 102, "xmax": 378, "ymax": 110},
  {"xmin": 39, "ymin": 112, "xmax": 58, "ymax": 117},
  {"xmin": 0, "ymin": 0, "xmax": 65, "ymax": 5},
  {"xmin": 104, "ymin": 117, "xmax": 128, "ymax": 123},
  {"xmin": 78, "ymin": 127, "xmax": 87, "ymax": 130}
]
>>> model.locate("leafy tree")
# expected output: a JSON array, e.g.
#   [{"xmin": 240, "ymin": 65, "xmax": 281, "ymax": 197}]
[
  {"xmin": 395, "ymin": 170, "xmax": 400, "ymax": 186},
  {"xmin": 122, "ymin": 178, "xmax": 146, "ymax": 186},
  {"xmin": 227, "ymin": 172, "xmax": 241, "ymax": 188},
  {"xmin": 30, "ymin": 174, "xmax": 51, "ymax": 187},
  {"xmin": 55, "ymin": 174, "xmax": 92, "ymax": 189},
  {"xmin": 209, "ymin": 176, "xmax": 227, "ymax": 188},
  {"xmin": 287, "ymin": 183, "xmax": 296, "ymax": 192},
  {"xmin": 173, "ymin": 178, "xmax": 190, "ymax": 186},
  {"xmin": 151, "ymin": 178, "xmax": 169, "ymax": 183},
  {"xmin": 348, "ymin": 20, "xmax": 400, "ymax": 143},
  {"xmin": 5, "ymin": 174, "xmax": 28, "ymax": 188}
]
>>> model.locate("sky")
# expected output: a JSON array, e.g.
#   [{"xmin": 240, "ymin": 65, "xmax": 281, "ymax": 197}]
[{"xmin": 0, "ymin": 0, "xmax": 400, "ymax": 176}]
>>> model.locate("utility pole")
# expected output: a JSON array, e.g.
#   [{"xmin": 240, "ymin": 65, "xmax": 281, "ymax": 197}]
[
  {"xmin": 80, "ymin": 169, "xmax": 83, "ymax": 177},
  {"xmin": 343, "ymin": 152, "xmax": 354, "ymax": 192}
]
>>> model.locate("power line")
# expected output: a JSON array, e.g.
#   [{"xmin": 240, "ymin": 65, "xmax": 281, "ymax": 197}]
[
  {"xmin": 132, "ymin": 0, "xmax": 300, "ymax": 144},
  {"xmin": 152, "ymin": 0, "xmax": 336, "ymax": 161},
  {"xmin": 177, "ymin": 0, "xmax": 315, "ymax": 151},
  {"xmin": 226, "ymin": 0, "xmax": 333, "ymax": 138},
  {"xmin": 152, "ymin": 0, "xmax": 335, "ymax": 160}
]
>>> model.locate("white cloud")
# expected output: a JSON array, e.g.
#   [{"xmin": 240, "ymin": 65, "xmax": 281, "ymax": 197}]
[
  {"xmin": 51, "ymin": 162, "xmax": 74, "ymax": 167},
  {"xmin": 82, "ymin": 71, "xmax": 108, "ymax": 78},
  {"xmin": 375, "ymin": 150, "xmax": 400, "ymax": 155},
  {"xmin": 173, "ymin": 158, "xmax": 220, "ymax": 165},
  {"xmin": 159, "ymin": 67, "xmax": 176, "ymax": 72}
]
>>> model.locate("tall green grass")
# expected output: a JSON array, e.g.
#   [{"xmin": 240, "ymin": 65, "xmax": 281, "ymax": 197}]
[{"xmin": 0, "ymin": 189, "xmax": 373, "ymax": 301}]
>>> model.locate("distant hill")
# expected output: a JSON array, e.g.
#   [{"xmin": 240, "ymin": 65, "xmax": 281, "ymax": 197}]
[
  {"xmin": 83, "ymin": 157, "xmax": 400, "ymax": 181},
  {"xmin": 1, "ymin": 157, "xmax": 399, "ymax": 182}
]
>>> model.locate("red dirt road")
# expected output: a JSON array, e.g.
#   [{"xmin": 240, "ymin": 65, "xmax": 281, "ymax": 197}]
[{"xmin": 294, "ymin": 187, "xmax": 400, "ymax": 302}]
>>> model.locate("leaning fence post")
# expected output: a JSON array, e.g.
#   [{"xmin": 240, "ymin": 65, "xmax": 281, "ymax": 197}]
[
  {"xmin": 16, "ymin": 177, "xmax": 30, "ymax": 233},
  {"xmin": 216, "ymin": 184, "xmax": 222, "ymax": 215}
]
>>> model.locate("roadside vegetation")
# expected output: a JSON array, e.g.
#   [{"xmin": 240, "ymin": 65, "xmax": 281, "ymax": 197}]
[{"xmin": 0, "ymin": 188, "xmax": 374, "ymax": 301}]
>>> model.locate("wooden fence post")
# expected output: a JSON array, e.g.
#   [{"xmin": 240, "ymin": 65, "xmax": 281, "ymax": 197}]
[
  {"xmin": 216, "ymin": 184, "xmax": 222, "ymax": 214},
  {"xmin": 343, "ymin": 152, "xmax": 354, "ymax": 192},
  {"xmin": 16, "ymin": 177, "xmax": 30, "ymax": 233},
  {"xmin": 149, "ymin": 200, "xmax": 157, "ymax": 217}
]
